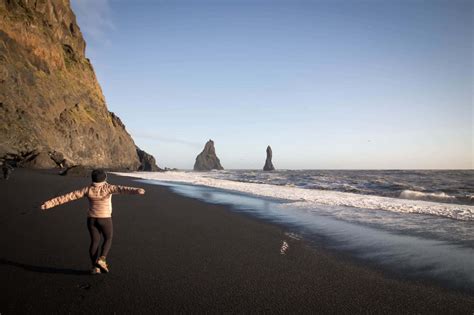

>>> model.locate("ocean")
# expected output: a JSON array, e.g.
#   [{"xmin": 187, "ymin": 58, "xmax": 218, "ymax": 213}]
[
  {"xmin": 115, "ymin": 169, "xmax": 474, "ymax": 291},
  {"xmin": 209, "ymin": 170, "xmax": 474, "ymax": 205}
]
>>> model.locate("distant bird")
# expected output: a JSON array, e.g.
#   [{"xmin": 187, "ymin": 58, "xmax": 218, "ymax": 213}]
[{"xmin": 280, "ymin": 241, "xmax": 289, "ymax": 255}]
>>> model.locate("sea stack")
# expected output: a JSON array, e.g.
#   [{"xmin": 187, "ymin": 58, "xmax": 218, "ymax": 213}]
[
  {"xmin": 263, "ymin": 145, "xmax": 275, "ymax": 171},
  {"xmin": 194, "ymin": 140, "xmax": 224, "ymax": 171}
]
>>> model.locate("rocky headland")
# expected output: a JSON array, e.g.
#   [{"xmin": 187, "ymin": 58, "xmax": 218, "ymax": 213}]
[
  {"xmin": 0, "ymin": 0, "xmax": 158, "ymax": 171},
  {"xmin": 137, "ymin": 147, "xmax": 161, "ymax": 171}
]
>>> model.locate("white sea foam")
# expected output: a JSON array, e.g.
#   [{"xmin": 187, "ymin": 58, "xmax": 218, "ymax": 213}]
[
  {"xmin": 115, "ymin": 171, "xmax": 474, "ymax": 221},
  {"xmin": 400, "ymin": 190, "xmax": 457, "ymax": 203}
]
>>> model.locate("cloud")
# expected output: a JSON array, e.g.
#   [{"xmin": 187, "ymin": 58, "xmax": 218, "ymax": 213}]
[
  {"xmin": 133, "ymin": 132, "xmax": 203, "ymax": 148},
  {"xmin": 70, "ymin": 0, "xmax": 114, "ymax": 44}
]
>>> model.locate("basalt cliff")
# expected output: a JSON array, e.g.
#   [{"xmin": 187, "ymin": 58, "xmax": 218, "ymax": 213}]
[{"xmin": 0, "ymin": 0, "xmax": 158, "ymax": 170}]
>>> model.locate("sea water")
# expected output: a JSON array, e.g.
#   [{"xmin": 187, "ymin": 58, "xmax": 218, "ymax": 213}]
[{"xmin": 114, "ymin": 170, "xmax": 474, "ymax": 291}]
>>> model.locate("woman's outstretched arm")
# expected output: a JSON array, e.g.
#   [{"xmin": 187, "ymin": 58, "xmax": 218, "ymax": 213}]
[
  {"xmin": 41, "ymin": 187, "xmax": 88, "ymax": 210},
  {"xmin": 108, "ymin": 185, "xmax": 145, "ymax": 195}
]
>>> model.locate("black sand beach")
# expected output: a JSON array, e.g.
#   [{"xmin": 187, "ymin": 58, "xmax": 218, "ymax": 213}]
[{"xmin": 0, "ymin": 169, "xmax": 473, "ymax": 314}]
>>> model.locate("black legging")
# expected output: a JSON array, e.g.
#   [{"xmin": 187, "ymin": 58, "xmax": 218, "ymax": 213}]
[{"xmin": 87, "ymin": 217, "xmax": 113, "ymax": 266}]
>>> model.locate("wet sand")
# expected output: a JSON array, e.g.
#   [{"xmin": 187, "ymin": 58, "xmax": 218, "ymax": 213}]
[{"xmin": 0, "ymin": 168, "xmax": 473, "ymax": 314}]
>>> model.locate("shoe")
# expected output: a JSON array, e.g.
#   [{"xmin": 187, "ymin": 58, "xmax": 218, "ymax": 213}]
[
  {"xmin": 96, "ymin": 256, "xmax": 109, "ymax": 273},
  {"xmin": 91, "ymin": 267, "xmax": 101, "ymax": 275}
]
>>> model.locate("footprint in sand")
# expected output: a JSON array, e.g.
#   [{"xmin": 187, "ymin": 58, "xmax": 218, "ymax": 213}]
[{"xmin": 77, "ymin": 283, "xmax": 91, "ymax": 290}]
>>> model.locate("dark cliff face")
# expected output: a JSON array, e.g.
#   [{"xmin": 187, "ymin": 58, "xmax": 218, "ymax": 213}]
[
  {"xmin": 263, "ymin": 145, "xmax": 275, "ymax": 171},
  {"xmin": 194, "ymin": 140, "xmax": 224, "ymax": 171},
  {"xmin": 0, "ymin": 0, "xmax": 143, "ymax": 169},
  {"xmin": 136, "ymin": 147, "xmax": 162, "ymax": 172}
]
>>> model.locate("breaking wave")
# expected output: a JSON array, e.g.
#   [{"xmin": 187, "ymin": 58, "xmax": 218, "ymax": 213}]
[
  {"xmin": 399, "ymin": 190, "xmax": 458, "ymax": 203},
  {"xmin": 115, "ymin": 171, "xmax": 474, "ymax": 221}
]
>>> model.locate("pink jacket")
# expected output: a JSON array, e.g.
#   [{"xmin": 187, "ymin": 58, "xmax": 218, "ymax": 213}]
[{"xmin": 42, "ymin": 182, "xmax": 143, "ymax": 218}]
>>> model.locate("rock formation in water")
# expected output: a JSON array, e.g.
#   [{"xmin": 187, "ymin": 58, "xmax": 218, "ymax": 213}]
[
  {"xmin": 0, "ymin": 0, "xmax": 158, "ymax": 170},
  {"xmin": 194, "ymin": 140, "xmax": 224, "ymax": 171},
  {"xmin": 136, "ymin": 147, "xmax": 162, "ymax": 171},
  {"xmin": 263, "ymin": 145, "xmax": 275, "ymax": 171}
]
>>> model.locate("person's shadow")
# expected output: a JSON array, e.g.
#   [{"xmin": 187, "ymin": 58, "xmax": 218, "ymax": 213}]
[{"xmin": 0, "ymin": 258, "xmax": 90, "ymax": 275}]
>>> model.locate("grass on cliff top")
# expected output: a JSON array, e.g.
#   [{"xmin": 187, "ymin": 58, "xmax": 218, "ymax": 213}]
[{"xmin": 69, "ymin": 104, "xmax": 97, "ymax": 123}]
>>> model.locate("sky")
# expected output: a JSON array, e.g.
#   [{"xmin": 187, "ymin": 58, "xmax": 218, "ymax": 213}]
[{"xmin": 71, "ymin": 0, "xmax": 473, "ymax": 170}]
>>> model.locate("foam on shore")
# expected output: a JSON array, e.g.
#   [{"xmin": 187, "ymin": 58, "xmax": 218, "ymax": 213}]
[{"xmin": 114, "ymin": 171, "xmax": 474, "ymax": 221}]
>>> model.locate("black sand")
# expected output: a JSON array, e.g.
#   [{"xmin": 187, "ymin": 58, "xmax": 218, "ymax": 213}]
[{"xmin": 0, "ymin": 169, "xmax": 473, "ymax": 314}]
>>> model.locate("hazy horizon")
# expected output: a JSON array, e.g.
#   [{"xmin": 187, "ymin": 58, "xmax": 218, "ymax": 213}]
[
  {"xmin": 71, "ymin": 0, "xmax": 473, "ymax": 170},
  {"xmin": 153, "ymin": 168, "xmax": 474, "ymax": 171}
]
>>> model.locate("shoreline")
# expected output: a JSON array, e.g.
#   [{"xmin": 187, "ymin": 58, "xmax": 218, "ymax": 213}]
[
  {"xmin": 125, "ymin": 175, "xmax": 474, "ymax": 294},
  {"xmin": 0, "ymin": 169, "xmax": 473, "ymax": 313},
  {"xmin": 115, "ymin": 170, "xmax": 474, "ymax": 221}
]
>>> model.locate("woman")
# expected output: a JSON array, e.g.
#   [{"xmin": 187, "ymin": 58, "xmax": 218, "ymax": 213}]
[{"xmin": 41, "ymin": 169, "xmax": 145, "ymax": 274}]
